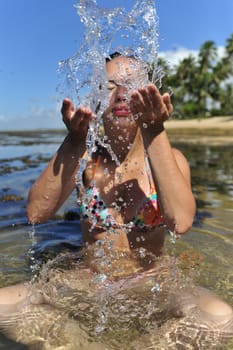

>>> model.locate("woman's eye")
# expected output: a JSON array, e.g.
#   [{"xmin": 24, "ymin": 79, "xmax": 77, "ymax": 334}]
[{"xmin": 107, "ymin": 83, "xmax": 116, "ymax": 91}]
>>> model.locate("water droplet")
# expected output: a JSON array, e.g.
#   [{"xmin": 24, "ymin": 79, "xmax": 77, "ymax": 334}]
[
  {"xmin": 94, "ymin": 273, "xmax": 108, "ymax": 285},
  {"xmin": 151, "ymin": 283, "xmax": 161, "ymax": 293},
  {"xmin": 168, "ymin": 227, "xmax": 177, "ymax": 244},
  {"xmin": 94, "ymin": 248, "xmax": 105, "ymax": 258},
  {"xmin": 139, "ymin": 247, "xmax": 146, "ymax": 258},
  {"xmin": 95, "ymin": 325, "xmax": 106, "ymax": 333}
]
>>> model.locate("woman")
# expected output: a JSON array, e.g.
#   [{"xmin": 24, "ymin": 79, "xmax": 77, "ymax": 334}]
[
  {"xmin": 0, "ymin": 54, "xmax": 232, "ymax": 349},
  {"xmin": 27, "ymin": 54, "xmax": 195, "ymax": 251}
]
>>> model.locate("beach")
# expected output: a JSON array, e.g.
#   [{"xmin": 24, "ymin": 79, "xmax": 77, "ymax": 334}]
[{"xmin": 165, "ymin": 116, "xmax": 233, "ymax": 145}]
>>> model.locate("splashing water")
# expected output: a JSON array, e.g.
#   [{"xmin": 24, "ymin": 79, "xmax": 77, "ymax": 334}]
[
  {"xmin": 57, "ymin": 0, "xmax": 161, "ymax": 233},
  {"xmin": 57, "ymin": 0, "xmax": 160, "ymax": 150},
  {"xmin": 57, "ymin": 0, "xmax": 159, "ymax": 102}
]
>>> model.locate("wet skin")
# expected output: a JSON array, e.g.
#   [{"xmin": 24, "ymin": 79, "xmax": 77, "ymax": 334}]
[{"xmin": 0, "ymin": 56, "xmax": 232, "ymax": 349}]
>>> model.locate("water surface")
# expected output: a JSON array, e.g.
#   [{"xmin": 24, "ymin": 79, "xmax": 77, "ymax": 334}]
[{"xmin": 0, "ymin": 130, "xmax": 232, "ymax": 349}]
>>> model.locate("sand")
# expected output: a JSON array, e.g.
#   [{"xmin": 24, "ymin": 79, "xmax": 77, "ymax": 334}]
[{"xmin": 164, "ymin": 116, "xmax": 233, "ymax": 145}]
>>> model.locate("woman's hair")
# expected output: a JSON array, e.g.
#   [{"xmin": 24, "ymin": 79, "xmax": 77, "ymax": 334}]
[
  {"xmin": 105, "ymin": 51, "xmax": 122, "ymax": 62},
  {"xmin": 105, "ymin": 51, "xmax": 136, "ymax": 62}
]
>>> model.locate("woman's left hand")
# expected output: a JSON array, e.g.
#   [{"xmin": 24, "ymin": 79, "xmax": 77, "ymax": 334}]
[{"xmin": 130, "ymin": 84, "xmax": 173, "ymax": 132}]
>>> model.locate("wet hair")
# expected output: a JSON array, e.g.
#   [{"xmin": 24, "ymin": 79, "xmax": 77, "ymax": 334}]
[
  {"xmin": 105, "ymin": 51, "xmax": 136, "ymax": 63},
  {"xmin": 105, "ymin": 51, "xmax": 122, "ymax": 62}
]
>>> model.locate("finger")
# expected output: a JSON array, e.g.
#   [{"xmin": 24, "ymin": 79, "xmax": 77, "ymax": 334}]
[
  {"xmin": 61, "ymin": 99, "xmax": 75, "ymax": 124},
  {"xmin": 162, "ymin": 93, "xmax": 173, "ymax": 115},
  {"xmin": 147, "ymin": 86, "xmax": 171, "ymax": 119},
  {"xmin": 76, "ymin": 106, "xmax": 93, "ymax": 120},
  {"xmin": 138, "ymin": 87, "xmax": 153, "ymax": 109},
  {"xmin": 131, "ymin": 90, "xmax": 143, "ymax": 103},
  {"xmin": 70, "ymin": 106, "xmax": 93, "ymax": 130},
  {"xmin": 130, "ymin": 90, "xmax": 144, "ymax": 115},
  {"xmin": 147, "ymin": 84, "xmax": 164, "ymax": 111},
  {"xmin": 61, "ymin": 98, "xmax": 74, "ymax": 115}
]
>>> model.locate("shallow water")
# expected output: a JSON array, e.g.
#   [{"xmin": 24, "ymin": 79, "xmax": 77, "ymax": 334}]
[{"xmin": 0, "ymin": 131, "xmax": 233, "ymax": 349}]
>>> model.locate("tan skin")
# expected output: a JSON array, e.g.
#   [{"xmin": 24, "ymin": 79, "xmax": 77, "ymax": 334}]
[
  {"xmin": 0, "ymin": 56, "xmax": 232, "ymax": 322},
  {"xmin": 27, "ymin": 56, "xmax": 196, "ymax": 256}
]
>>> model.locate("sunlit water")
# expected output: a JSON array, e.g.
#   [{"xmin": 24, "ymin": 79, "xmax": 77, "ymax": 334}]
[
  {"xmin": 1, "ymin": 0, "xmax": 233, "ymax": 347},
  {"xmin": 0, "ymin": 131, "xmax": 232, "ymax": 349}
]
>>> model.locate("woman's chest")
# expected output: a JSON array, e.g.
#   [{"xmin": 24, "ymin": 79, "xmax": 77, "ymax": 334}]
[{"xmin": 86, "ymin": 157, "xmax": 153, "ymax": 221}]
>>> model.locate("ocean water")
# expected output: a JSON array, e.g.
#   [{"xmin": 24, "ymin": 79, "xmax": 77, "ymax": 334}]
[{"xmin": 0, "ymin": 130, "xmax": 233, "ymax": 349}]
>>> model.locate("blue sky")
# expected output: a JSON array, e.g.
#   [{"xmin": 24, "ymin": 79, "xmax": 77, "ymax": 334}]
[{"xmin": 0, "ymin": 0, "xmax": 232, "ymax": 130}]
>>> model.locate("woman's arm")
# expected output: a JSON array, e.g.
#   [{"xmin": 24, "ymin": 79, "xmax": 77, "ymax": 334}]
[
  {"xmin": 130, "ymin": 85, "xmax": 196, "ymax": 235},
  {"xmin": 144, "ymin": 130, "xmax": 196, "ymax": 235},
  {"xmin": 27, "ymin": 100, "xmax": 93, "ymax": 224}
]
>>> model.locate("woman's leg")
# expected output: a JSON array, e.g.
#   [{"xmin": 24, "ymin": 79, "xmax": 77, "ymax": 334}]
[
  {"xmin": 196, "ymin": 287, "xmax": 233, "ymax": 318},
  {"xmin": 0, "ymin": 283, "xmax": 30, "ymax": 315},
  {"xmin": 164, "ymin": 287, "xmax": 233, "ymax": 349},
  {"xmin": 133, "ymin": 285, "xmax": 233, "ymax": 349}
]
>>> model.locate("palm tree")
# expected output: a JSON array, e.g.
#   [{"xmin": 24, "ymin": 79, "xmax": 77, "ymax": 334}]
[
  {"xmin": 212, "ymin": 33, "xmax": 233, "ymax": 115},
  {"xmin": 225, "ymin": 33, "xmax": 233, "ymax": 57},
  {"xmin": 198, "ymin": 40, "xmax": 217, "ymax": 72},
  {"xmin": 156, "ymin": 34, "xmax": 233, "ymax": 118},
  {"xmin": 196, "ymin": 41, "xmax": 218, "ymax": 115}
]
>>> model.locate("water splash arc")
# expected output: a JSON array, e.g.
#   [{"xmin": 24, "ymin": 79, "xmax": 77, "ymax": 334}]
[{"xmin": 57, "ymin": 0, "xmax": 161, "ymax": 232}]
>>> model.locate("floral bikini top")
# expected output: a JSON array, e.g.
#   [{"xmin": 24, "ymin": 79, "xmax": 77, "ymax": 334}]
[{"xmin": 77, "ymin": 154, "xmax": 164, "ymax": 232}]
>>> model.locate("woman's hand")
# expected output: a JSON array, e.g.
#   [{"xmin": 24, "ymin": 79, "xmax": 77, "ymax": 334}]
[
  {"xmin": 130, "ymin": 84, "xmax": 173, "ymax": 134},
  {"xmin": 61, "ymin": 98, "xmax": 94, "ymax": 146}
]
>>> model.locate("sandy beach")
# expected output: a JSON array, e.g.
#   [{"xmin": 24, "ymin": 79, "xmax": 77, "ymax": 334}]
[{"xmin": 165, "ymin": 116, "xmax": 233, "ymax": 145}]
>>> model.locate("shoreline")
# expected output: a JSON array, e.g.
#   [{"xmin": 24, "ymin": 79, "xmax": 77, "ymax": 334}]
[
  {"xmin": 165, "ymin": 116, "xmax": 233, "ymax": 145},
  {"xmin": 1, "ymin": 116, "xmax": 233, "ymax": 146},
  {"xmin": 165, "ymin": 116, "xmax": 233, "ymax": 130}
]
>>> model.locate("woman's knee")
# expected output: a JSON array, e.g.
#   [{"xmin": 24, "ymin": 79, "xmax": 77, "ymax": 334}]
[
  {"xmin": 0, "ymin": 283, "xmax": 29, "ymax": 305},
  {"xmin": 196, "ymin": 287, "xmax": 233, "ymax": 320}
]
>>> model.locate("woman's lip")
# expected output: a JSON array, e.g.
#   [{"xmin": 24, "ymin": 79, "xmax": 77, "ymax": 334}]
[{"xmin": 112, "ymin": 107, "xmax": 130, "ymax": 116}]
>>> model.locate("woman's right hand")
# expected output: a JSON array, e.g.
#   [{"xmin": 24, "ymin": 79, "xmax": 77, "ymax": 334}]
[{"xmin": 61, "ymin": 98, "xmax": 94, "ymax": 146}]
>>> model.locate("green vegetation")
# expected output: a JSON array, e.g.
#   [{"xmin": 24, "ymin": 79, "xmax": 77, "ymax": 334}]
[{"xmin": 156, "ymin": 33, "xmax": 233, "ymax": 119}]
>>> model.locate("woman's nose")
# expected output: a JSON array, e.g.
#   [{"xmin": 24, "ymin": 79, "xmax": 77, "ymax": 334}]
[{"xmin": 115, "ymin": 85, "xmax": 127, "ymax": 102}]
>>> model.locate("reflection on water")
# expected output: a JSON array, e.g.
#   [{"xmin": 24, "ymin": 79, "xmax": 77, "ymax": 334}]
[{"xmin": 0, "ymin": 132, "xmax": 232, "ymax": 349}]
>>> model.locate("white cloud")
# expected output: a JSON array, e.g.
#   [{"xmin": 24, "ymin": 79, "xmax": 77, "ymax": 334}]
[
  {"xmin": 0, "ymin": 105, "xmax": 64, "ymax": 131},
  {"xmin": 158, "ymin": 46, "xmax": 226, "ymax": 67},
  {"xmin": 159, "ymin": 47, "xmax": 198, "ymax": 67}
]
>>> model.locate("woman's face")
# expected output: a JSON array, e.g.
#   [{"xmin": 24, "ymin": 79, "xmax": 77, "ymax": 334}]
[{"xmin": 105, "ymin": 56, "xmax": 148, "ymax": 120}]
